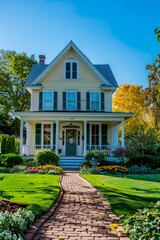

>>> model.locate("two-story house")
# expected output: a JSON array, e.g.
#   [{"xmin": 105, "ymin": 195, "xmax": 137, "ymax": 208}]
[{"xmin": 14, "ymin": 41, "xmax": 132, "ymax": 158}]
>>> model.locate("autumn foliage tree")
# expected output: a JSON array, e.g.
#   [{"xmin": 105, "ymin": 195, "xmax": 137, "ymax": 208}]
[
  {"xmin": 145, "ymin": 54, "xmax": 160, "ymax": 131},
  {"xmin": 113, "ymin": 84, "xmax": 149, "ymax": 136}
]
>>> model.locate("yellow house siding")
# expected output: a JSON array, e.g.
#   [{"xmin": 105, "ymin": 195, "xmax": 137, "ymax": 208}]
[{"xmin": 30, "ymin": 48, "xmax": 113, "ymax": 111}]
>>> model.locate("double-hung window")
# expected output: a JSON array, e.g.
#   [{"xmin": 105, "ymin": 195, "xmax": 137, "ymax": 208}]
[
  {"xmin": 66, "ymin": 91, "xmax": 77, "ymax": 110},
  {"xmin": 90, "ymin": 92, "xmax": 100, "ymax": 111},
  {"xmin": 65, "ymin": 61, "xmax": 78, "ymax": 79},
  {"xmin": 43, "ymin": 92, "xmax": 53, "ymax": 110}
]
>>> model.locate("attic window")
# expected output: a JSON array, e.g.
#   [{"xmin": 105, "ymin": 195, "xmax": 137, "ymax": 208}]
[{"xmin": 64, "ymin": 60, "xmax": 78, "ymax": 80}]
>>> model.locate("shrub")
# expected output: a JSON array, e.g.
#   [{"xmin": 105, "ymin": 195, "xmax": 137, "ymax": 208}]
[
  {"xmin": 128, "ymin": 165, "xmax": 157, "ymax": 174},
  {"xmin": 97, "ymin": 165, "xmax": 128, "ymax": 174},
  {"xmin": 125, "ymin": 154, "xmax": 155, "ymax": 168},
  {"xmin": 112, "ymin": 148, "xmax": 135, "ymax": 160},
  {"xmin": 0, "ymin": 208, "xmax": 34, "ymax": 240},
  {"xmin": 1, "ymin": 135, "xmax": 16, "ymax": 154},
  {"xmin": 81, "ymin": 160, "xmax": 92, "ymax": 168},
  {"xmin": 24, "ymin": 168, "xmax": 40, "ymax": 173},
  {"xmin": 34, "ymin": 150, "xmax": 60, "ymax": 166},
  {"xmin": 80, "ymin": 167, "xmax": 95, "ymax": 174},
  {"xmin": 0, "ymin": 167, "xmax": 12, "ymax": 173},
  {"xmin": 85, "ymin": 151, "xmax": 105, "ymax": 161},
  {"xmin": 0, "ymin": 154, "xmax": 23, "ymax": 168},
  {"xmin": 85, "ymin": 151, "xmax": 95, "ymax": 160},
  {"xmin": 121, "ymin": 201, "xmax": 160, "ymax": 240}
]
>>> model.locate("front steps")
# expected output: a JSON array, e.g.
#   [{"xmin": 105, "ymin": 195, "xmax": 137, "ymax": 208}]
[{"xmin": 59, "ymin": 156, "xmax": 85, "ymax": 169}]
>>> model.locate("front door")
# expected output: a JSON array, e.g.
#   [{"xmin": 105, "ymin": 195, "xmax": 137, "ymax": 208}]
[{"xmin": 66, "ymin": 130, "xmax": 76, "ymax": 156}]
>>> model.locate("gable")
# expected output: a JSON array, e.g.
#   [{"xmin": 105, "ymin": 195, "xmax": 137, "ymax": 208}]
[{"xmin": 25, "ymin": 41, "xmax": 118, "ymax": 88}]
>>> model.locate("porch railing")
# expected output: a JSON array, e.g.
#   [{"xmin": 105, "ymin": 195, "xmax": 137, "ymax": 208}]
[
  {"xmin": 86, "ymin": 145, "xmax": 121, "ymax": 156},
  {"xmin": 22, "ymin": 145, "xmax": 56, "ymax": 155}
]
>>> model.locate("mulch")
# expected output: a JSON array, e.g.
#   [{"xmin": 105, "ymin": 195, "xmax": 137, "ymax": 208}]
[{"xmin": 0, "ymin": 200, "xmax": 27, "ymax": 213}]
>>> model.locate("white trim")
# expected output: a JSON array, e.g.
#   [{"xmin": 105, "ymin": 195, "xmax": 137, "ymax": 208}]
[{"xmin": 31, "ymin": 41, "xmax": 111, "ymax": 86}]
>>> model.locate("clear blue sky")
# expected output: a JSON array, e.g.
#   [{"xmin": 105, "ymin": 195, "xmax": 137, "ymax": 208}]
[{"xmin": 0, "ymin": 0, "xmax": 160, "ymax": 88}]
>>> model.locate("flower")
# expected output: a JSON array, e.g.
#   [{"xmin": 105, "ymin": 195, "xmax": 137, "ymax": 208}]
[{"xmin": 109, "ymin": 223, "xmax": 118, "ymax": 231}]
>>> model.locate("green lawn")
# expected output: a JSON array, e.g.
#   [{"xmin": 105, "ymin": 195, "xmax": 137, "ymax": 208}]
[
  {"xmin": 82, "ymin": 174, "xmax": 160, "ymax": 216},
  {"xmin": 0, "ymin": 173, "xmax": 60, "ymax": 217}
]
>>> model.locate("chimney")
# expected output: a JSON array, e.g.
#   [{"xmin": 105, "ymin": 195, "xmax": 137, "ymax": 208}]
[{"xmin": 39, "ymin": 55, "xmax": 45, "ymax": 64}]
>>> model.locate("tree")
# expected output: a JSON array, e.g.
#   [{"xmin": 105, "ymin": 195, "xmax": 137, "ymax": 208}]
[
  {"xmin": 113, "ymin": 84, "xmax": 150, "ymax": 136},
  {"xmin": 145, "ymin": 55, "xmax": 160, "ymax": 131},
  {"xmin": 155, "ymin": 27, "xmax": 160, "ymax": 43},
  {"xmin": 0, "ymin": 50, "xmax": 37, "ymax": 133}
]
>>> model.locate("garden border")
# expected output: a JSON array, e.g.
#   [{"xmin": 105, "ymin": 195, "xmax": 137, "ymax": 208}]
[{"xmin": 25, "ymin": 174, "xmax": 64, "ymax": 240}]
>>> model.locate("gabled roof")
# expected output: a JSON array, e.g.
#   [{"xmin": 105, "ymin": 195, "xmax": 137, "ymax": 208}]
[{"xmin": 25, "ymin": 41, "xmax": 118, "ymax": 88}]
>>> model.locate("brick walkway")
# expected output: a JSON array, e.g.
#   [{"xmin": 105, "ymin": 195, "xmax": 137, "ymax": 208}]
[{"xmin": 29, "ymin": 171, "xmax": 129, "ymax": 240}]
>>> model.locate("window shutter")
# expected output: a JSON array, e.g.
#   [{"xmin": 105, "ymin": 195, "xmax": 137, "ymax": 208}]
[
  {"xmin": 54, "ymin": 92, "xmax": 58, "ymax": 110},
  {"xmin": 35, "ymin": 124, "xmax": 41, "ymax": 145},
  {"xmin": 87, "ymin": 123, "xmax": 90, "ymax": 145},
  {"xmin": 77, "ymin": 92, "xmax": 81, "ymax": 110},
  {"xmin": 39, "ymin": 92, "xmax": 43, "ymax": 111},
  {"xmin": 63, "ymin": 92, "xmax": 66, "ymax": 110},
  {"xmin": 101, "ymin": 92, "xmax": 105, "ymax": 111},
  {"xmin": 86, "ymin": 92, "xmax": 90, "ymax": 110}
]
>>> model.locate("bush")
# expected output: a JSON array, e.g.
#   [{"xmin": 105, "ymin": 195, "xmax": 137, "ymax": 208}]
[
  {"xmin": 97, "ymin": 165, "xmax": 128, "ymax": 174},
  {"xmin": 0, "ymin": 208, "xmax": 34, "ymax": 240},
  {"xmin": 34, "ymin": 150, "xmax": 60, "ymax": 166},
  {"xmin": 125, "ymin": 154, "xmax": 155, "ymax": 168},
  {"xmin": 80, "ymin": 167, "xmax": 95, "ymax": 174},
  {"xmin": 85, "ymin": 151, "xmax": 105, "ymax": 161},
  {"xmin": 112, "ymin": 148, "xmax": 135, "ymax": 160},
  {"xmin": 128, "ymin": 165, "xmax": 157, "ymax": 174},
  {"xmin": 1, "ymin": 135, "xmax": 16, "ymax": 154},
  {"xmin": 121, "ymin": 201, "xmax": 160, "ymax": 240},
  {"xmin": 0, "ymin": 167, "xmax": 12, "ymax": 173},
  {"xmin": 81, "ymin": 160, "xmax": 92, "ymax": 168},
  {"xmin": 0, "ymin": 154, "xmax": 23, "ymax": 168}
]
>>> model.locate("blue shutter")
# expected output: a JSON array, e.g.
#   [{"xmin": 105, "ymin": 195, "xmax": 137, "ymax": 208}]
[
  {"xmin": 39, "ymin": 92, "xmax": 43, "ymax": 111},
  {"xmin": 77, "ymin": 92, "xmax": 81, "ymax": 110},
  {"xmin": 63, "ymin": 92, "xmax": 66, "ymax": 110},
  {"xmin": 54, "ymin": 92, "xmax": 58, "ymax": 110},
  {"xmin": 52, "ymin": 123, "xmax": 56, "ymax": 150},
  {"xmin": 86, "ymin": 92, "xmax": 90, "ymax": 111},
  {"xmin": 87, "ymin": 123, "xmax": 90, "ymax": 145},
  {"xmin": 35, "ymin": 124, "xmax": 41, "ymax": 145},
  {"xmin": 101, "ymin": 92, "xmax": 105, "ymax": 111}
]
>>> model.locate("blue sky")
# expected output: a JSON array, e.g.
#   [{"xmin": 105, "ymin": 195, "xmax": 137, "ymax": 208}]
[{"xmin": 0, "ymin": 0, "xmax": 160, "ymax": 88}]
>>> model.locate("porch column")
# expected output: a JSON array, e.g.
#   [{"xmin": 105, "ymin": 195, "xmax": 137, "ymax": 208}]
[
  {"xmin": 20, "ymin": 119, "xmax": 23, "ymax": 155},
  {"xmin": 83, "ymin": 120, "xmax": 87, "ymax": 156},
  {"xmin": 55, "ymin": 120, "xmax": 59, "ymax": 155},
  {"xmin": 121, "ymin": 120, "xmax": 125, "ymax": 147}
]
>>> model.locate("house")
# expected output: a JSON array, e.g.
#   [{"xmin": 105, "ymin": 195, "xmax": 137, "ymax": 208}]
[{"xmin": 14, "ymin": 41, "xmax": 132, "ymax": 160}]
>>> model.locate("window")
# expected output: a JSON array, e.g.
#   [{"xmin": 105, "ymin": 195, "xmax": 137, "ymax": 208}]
[
  {"xmin": 90, "ymin": 92, "xmax": 100, "ymax": 111},
  {"xmin": 43, "ymin": 92, "xmax": 53, "ymax": 110},
  {"xmin": 92, "ymin": 125, "xmax": 99, "ymax": 145},
  {"xmin": 65, "ymin": 61, "xmax": 78, "ymax": 79},
  {"xmin": 39, "ymin": 91, "xmax": 57, "ymax": 111},
  {"xmin": 66, "ymin": 91, "xmax": 77, "ymax": 110},
  {"xmin": 43, "ymin": 124, "xmax": 51, "ymax": 145}
]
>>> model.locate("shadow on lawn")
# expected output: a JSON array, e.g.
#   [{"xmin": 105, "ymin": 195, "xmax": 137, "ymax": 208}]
[
  {"xmin": 96, "ymin": 185, "xmax": 160, "ymax": 216},
  {"xmin": 100, "ymin": 173, "xmax": 160, "ymax": 183}
]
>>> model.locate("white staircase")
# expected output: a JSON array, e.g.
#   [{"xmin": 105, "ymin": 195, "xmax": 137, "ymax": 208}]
[{"xmin": 59, "ymin": 156, "xmax": 85, "ymax": 169}]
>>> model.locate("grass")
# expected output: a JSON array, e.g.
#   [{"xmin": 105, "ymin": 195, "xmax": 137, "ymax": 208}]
[
  {"xmin": 82, "ymin": 174, "xmax": 160, "ymax": 216},
  {"xmin": 0, "ymin": 173, "xmax": 60, "ymax": 217}
]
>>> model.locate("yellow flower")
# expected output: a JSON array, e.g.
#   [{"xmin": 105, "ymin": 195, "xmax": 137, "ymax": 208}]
[
  {"xmin": 109, "ymin": 223, "xmax": 118, "ymax": 231},
  {"xmin": 57, "ymin": 236, "xmax": 62, "ymax": 239}
]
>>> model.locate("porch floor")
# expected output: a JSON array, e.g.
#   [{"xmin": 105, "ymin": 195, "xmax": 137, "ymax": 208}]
[{"xmin": 26, "ymin": 171, "xmax": 129, "ymax": 240}]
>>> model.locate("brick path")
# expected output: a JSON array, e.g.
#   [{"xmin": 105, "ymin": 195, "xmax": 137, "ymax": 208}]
[{"xmin": 29, "ymin": 171, "xmax": 129, "ymax": 240}]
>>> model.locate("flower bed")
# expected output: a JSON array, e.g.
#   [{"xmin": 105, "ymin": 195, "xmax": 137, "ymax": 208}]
[
  {"xmin": 0, "ymin": 200, "xmax": 27, "ymax": 213},
  {"xmin": 97, "ymin": 165, "xmax": 128, "ymax": 174}
]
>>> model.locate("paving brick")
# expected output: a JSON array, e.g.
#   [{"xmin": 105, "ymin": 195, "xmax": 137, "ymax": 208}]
[{"xmin": 24, "ymin": 171, "xmax": 130, "ymax": 240}]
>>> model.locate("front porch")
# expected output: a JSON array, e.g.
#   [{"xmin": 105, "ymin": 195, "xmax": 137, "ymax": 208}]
[{"xmin": 14, "ymin": 111, "xmax": 131, "ymax": 157}]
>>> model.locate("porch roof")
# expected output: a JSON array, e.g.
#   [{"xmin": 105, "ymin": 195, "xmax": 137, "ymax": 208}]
[{"xmin": 13, "ymin": 111, "xmax": 133, "ymax": 122}]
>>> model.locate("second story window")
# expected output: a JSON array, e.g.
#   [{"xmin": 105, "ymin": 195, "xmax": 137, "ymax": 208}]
[
  {"xmin": 67, "ymin": 91, "xmax": 77, "ymax": 110},
  {"xmin": 90, "ymin": 92, "xmax": 100, "ymax": 111},
  {"xmin": 43, "ymin": 92, "xmax": 53, "ymax": 110},
  {"xmin": 39, "ymin": 91, "xmax": 58, "ymax": 111},
  {"xmin": 65, "ymin": 61, "xmax": 78, "ymax": 79}
]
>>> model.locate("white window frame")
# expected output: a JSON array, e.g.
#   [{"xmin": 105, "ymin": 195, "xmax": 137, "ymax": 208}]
[
  {"xmin": 64, "ymin": 60, "xmax": 79, "ymax": 80},
  {"xmin": 43, "ymin": 91, "xmax": 53, "ymax": 111},
  {"xmin": 90, "ymin": 91, "xmax": 100, "ymax": 111},
  {"xmin": 66, "ymin": 91, "xmax": 77, "ymax": 110}
]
